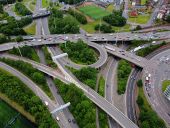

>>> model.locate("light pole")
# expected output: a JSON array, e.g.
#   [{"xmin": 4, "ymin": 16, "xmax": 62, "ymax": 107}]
[
  {"xmin": 16, "ymin": 42, "xmax": 23, "ymax": 57},
  {"xmin": 99, "ymin": 18, "xmax": 101, "ymax": 33}
]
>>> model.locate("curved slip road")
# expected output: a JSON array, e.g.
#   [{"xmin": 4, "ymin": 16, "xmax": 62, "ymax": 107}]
[
  {"xmin": 0, "ymin": 61, "xmax": 72, "ymax": 128},
  {"xmin": 49, "ymin": 47, "xmax": 139, "ymax": 128},
  {"xmin": 0, "ymin": 54, "xmax": 68, "ymax": 84}
]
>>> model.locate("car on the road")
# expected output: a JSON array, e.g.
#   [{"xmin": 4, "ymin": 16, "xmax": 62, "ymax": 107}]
[
  {"xmin": 56, "ymin": 116, "xmax": 60, "ymax": 121},
  {"xmin": 44, "ymin": 101, "xmax": 48, "ymax": 106},
  {"xmin": 38, "ymin": 39, "xmax": 42, "ymax": 42},
  {"xmin": 72, "ymin": 119, "xmax": 76, "ymax": 123},
  {"xmin": 93, "ymin": 37, "xmax": 97, "ymax": 40},
  {"xmin": 68, "ymin": 119, "xmax": 71, "ymax": 123}
]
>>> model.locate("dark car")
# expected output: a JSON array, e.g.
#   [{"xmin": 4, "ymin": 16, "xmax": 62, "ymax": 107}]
[
  {"xmin": 72, "ymin": 119, "xmax": 76, "ymax": 123},
  {"xmin": 68, "ymin": 119, "xmax": 71, "ymax": 123}
]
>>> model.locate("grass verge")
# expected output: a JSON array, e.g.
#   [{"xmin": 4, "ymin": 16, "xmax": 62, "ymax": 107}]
[
  {"xmin": 98, "ymin": 109, "xmax": 109, "ymax": 128},
  {"xmin": 24, "ymin": 21, "xmax": 36, "ymax": 35},
  {"xmin": 54, "ymin": 79, "xmax": 96, "ymax": 127},
  {"xmin": 42, "ymin": 0, "xmax": 50, "ymax": 8},
  {"xmin": 137, "ymin": 80, "xmax": 166, "ymax": 128},
  {"xmin": 117, "ymin": 60, "xmax": 132, "ymax": 95},
  {"xmin": 98, "ymin": 76, "xmax": 105, "ymax": 97},
  {"xmin": 0, "ymin": 93, "xmax": 35, "ymax": 123},
  {"xmin": 128, "ymin": 14, "xmax": 150, "ymax": 24},
  {"xmin": 0, "ymin": 58, "xmax": 54, "ymax": 99},
  {"xmin": 162, "ymin": 80, "xmax": 170, "ymax": 92}
]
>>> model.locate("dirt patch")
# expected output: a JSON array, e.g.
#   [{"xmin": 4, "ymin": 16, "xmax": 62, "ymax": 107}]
[{"xmin": 77, "ymin": 2, "xmax": 94, "ymax": 8}]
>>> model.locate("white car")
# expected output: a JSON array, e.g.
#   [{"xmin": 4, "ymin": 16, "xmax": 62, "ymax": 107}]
[
  {"xmin": 44, "ymin": 101, "xmax": 48, "ymax": 106},
  {"xmin": 38, "ymin": 39, "xmax": 42, "ymax": 42},
  {"xmin": 56, "ymin": 116, "xmax": 60, "ymax": 121}
]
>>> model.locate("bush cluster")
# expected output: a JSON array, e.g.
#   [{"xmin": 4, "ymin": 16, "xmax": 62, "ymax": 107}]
[
  {"xmin": 59, "ymin": 40, "xmax": 96, "ymax": 64},
  {"xmin": 49, "ymin": 8, "xmax": 79, "ymax": 34},
  {"xmin": 68, "ymin": 9, "xmax": 87, "ymax": 24},
  {"xmin": 54, "ymin": 79, "xmax": 96, "ymax": 128},
  {"xmin": 15, "ymin": 2, "xmax": 32, "ymax": 16},
  {"xmin": 0, "ymin": 68, "xmax": 58, "ymax": 128},
  {"xmin": 117, "ymin": 60, "xmax": 132, "ymax": 94},
  {"xmin": 103, "ymin": 10, "xmax": 126, "ymax": 27}
]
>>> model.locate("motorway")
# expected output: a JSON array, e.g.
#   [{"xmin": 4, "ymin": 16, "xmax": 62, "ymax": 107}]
[
  {"xmin": 126, "ymin": 68, "xmax": 141, "ymax": 124},
  {"xmin": 104, "ymin": 57, "xmax": 121, "ymax": 128},
  {"xmin": 0, "ymin": 39, "xmax": 108, "ymax": 69},
  {"xmin": 143, "ymin": 49, "xmax": 170, "ymax": 126},
  {"xmin": 104, "ymin": 44, "xmax": 148, "ymax": 68},
  {"xmin": 20, "ymin": 31, "xmax": 170, "ymax": 41},
  {"xmin": 0, "ymin": 61, "xmax": 70, "ymax": 128},
  {"xmin": 2, "ymin": 1, "xmax": 170, "ymax": 127},
  {"xmin": 35, "ymin": 0, "xmax": 76, "ymax": 127},
  {"xmin": 49, "ymin": 46, "xmax": 139, "ymax": 128}
]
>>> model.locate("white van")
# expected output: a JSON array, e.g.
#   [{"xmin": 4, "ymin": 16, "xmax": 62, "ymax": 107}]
[
  {"xmin": 44, "ymin": 101, "xmax": 48, "ymax": 106},
  {"xmin": 56, "ymin": 116, "xmax": 60, "ymax": 121}
]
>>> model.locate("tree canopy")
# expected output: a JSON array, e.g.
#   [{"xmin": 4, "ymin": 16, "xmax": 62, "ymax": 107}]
[
  {"xmin": 103, "ymin": 10, "xmax": 126, "ymax": 27},
  {"xmin": 0, "ymin": 68, "xmax": 59, "ymax": 128},
  {"xmin": 49, "ymin": 8, "xmax": 79, "ymax": 34}
]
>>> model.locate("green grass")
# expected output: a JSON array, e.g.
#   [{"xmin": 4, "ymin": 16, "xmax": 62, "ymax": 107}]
[
  {"xmin": 141, "ymin": 0, "xmax": 147, "ymax": 5},
  {"xmin": 29, "ymin": 0, "xmax": 36, "ymax": 12},
  {"xmin": 0, "ymin": 100, "xmax": 35, "ymax": 128},
  {"xmin": 128, "ymin": 14, "xmax": 151, "ymax": 24},
  {"xmin": 42, "ymin": 0, "xmax": 50, "ymax": 8},
  {"xmin": 81, "ymin": 20, "xmax": 104, "ymax": 33},
  {"xmin": 81, "ymin": 20, "xmax": 130, "ymax": 33},
  {"xmin": 162, "ymin": 80, "xmax": 170, "ymax": 92},
  {"xmin": 98, "ymin": 109, "xmax": 109, "ymax": 128},
  {"xmin": 98, "ymin": 76, "xmax": 105, "ymax": 97},
  {"xmin": 138, "ymin": 86, "xmax": 151, "ymax": 111},
  {"xmin": 106, "ymin": 4, "xmax": 114, "ymax": 12},
  {"xmin": 79, "ymin": 5, "xmax": 111, "ymax": 20},
  {"xmin": 22, "ymin": 0, "xmax": 36, "ymax": 12},
  {"xmin": 24, "ymin": 22, "xmax": 36, "ymax": 35},
  {"xmin": 113, "ymin": 24, "xmax": 131, "ymax": 32}
]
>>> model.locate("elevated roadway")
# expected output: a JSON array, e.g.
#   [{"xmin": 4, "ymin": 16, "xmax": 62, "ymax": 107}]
[
  {"xmin": 0, "ymin": 54, "xmax": 68, "ymax": 84},
  {"xmin": 21, "ymin": 31, "xmax": 170, "ymax": 41},
  {"xmin": 143, "ymin": 49, "xmax": 170, "ymax": 126},
  {"xmin": 49, "ymin": 47, "xmax": 139, "ymax": 128},
  {"xmin": 0, "ymin": 61, "xmax": 71, "ymax": 128},
  {"xmin": 0, "ymin": 40, "xmax": 107, "ymax": 69},
  {"xmin": 104, "ymin": 44, "xmax": 148, "ymax": 68}
]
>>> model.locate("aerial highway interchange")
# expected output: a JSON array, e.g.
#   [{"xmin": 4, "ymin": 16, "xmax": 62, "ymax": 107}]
[{"xmin": 0, "ymin": 0, "xmax": 170, "ymax": 128}]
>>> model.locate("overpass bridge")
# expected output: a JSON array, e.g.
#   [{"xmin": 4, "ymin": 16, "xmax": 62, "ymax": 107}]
[
  {"xmin": 32, "ymin": 10, "xmax": 50, "ymax": 19},
  {"xmin": 48, "ymin": 47, "xmax": 139, "ymax": 128},
  {"xmin": 0, "ymin": 54, "xmax": 69, "ymax": 84},
  {"xmin": 21, "ymin": 31, "xmax": 170, "ymax": 42},
  {"xmin": 104, "ymin": 44, "xmax": 148, "ymax": 68},
  {"xmin": 0, "ymin": 39, "xmax": 108, "ymax": 69}
]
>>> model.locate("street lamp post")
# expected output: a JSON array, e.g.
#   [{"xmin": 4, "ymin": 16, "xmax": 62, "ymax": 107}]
[{"xmin": 16, "ymin": 42, "xmax": 22, "ymax": 57}]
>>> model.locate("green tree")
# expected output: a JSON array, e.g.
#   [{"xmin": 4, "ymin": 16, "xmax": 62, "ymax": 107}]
[
  {"xmin": 137, "ymin": 79, "xmax": 143, "ymax": 87},
  {"xmin": 32, "ymin": 72, "xmax": 46, "ymax": 84},
  {"xmin": 15, "ymin": 35, "xmax": 23, "ymax": 42},
  {"xmin": 137, "ymin": 95, "xmax": 144, "ymax": 106},
  {"xmin": 166, "ymin": 15, "xmax": 170, "ymax": 23},
  {"xmin": 141, "ymin": 121, "xmax": 150, "ymax": 128}
]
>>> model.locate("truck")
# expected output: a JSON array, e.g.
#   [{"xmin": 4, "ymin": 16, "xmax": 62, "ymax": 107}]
[{"xmin": 85, "ymin": 34, "xmax": 93, "ymax": 37}]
